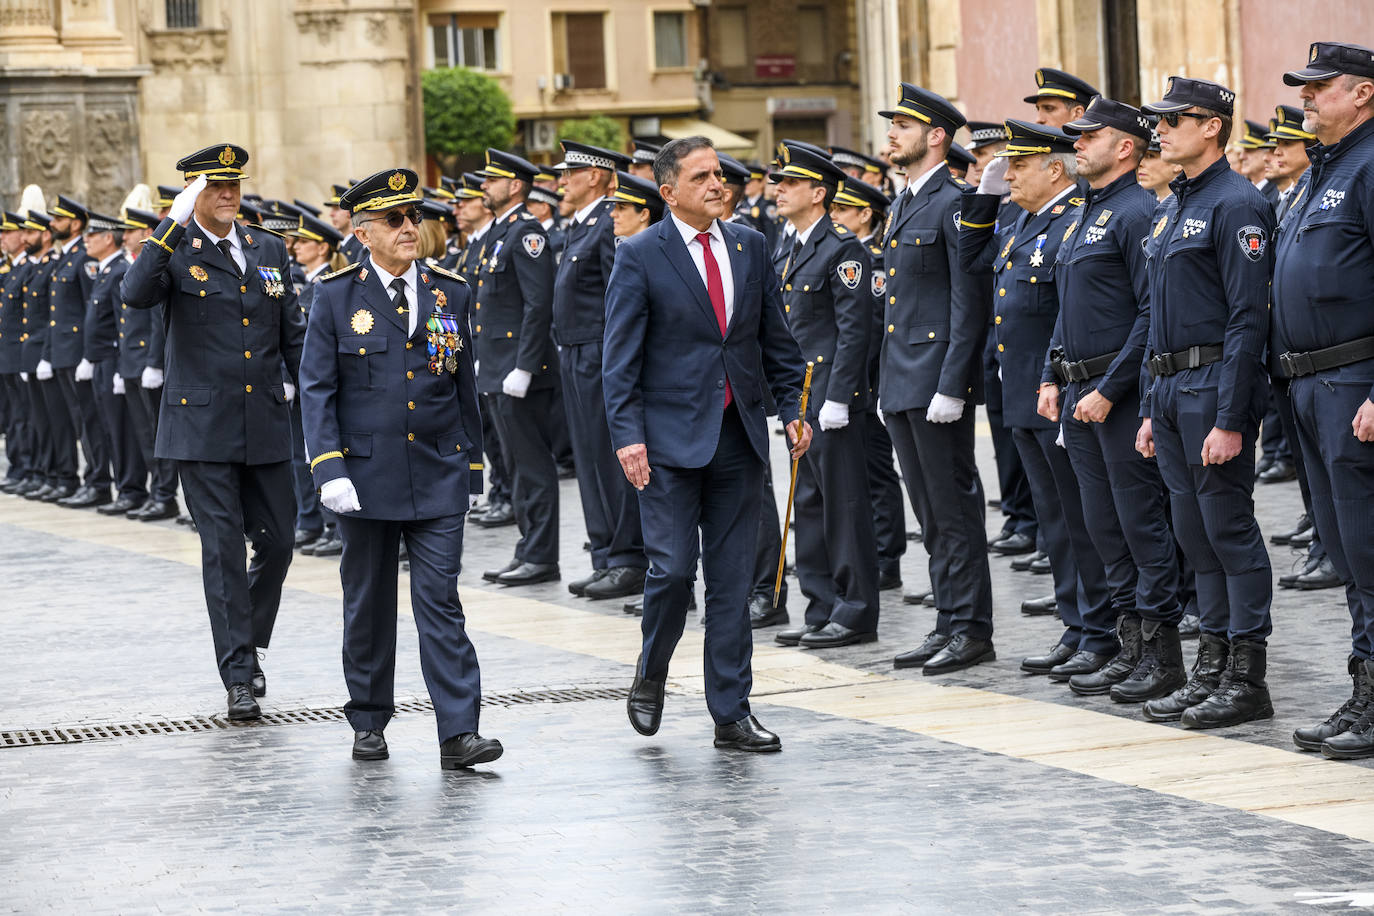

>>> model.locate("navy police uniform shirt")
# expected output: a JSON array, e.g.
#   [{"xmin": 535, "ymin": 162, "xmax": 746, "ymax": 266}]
[
  {"xmin": 299, "ymin": 254, "xmax": 483, "ymax": 520},
  {"xmin": 83, "ymin": 253, "xmax": 127, "ymax": 364},
  {"xmin": 1272, "ymin": 116, "xmax": 1374, "ymax": 400},
  {"xmin": 961, "ymin": 187, "xmax": 1080, "ymax": 429},
  {"xmin": 1043, "ymin": 171, "xmax": 1157, "ymax": 405},
  {"xmin": 552, "ymin": 198, "xmax": 617, "ymax": 346},
  {"xmin": 0, "ymin": 256, "xmax": 33, "ymax": 375},
  {"xmin": 1143, "ymin": 156, "xmax": 1275, "ymax": 430},
  {"xmin": 45, "ymin": 239, "xmax": 94, "ymax": 370},
  {"xmin": 20, "ymin": 251, "xmax": 58, "ymax": 373},
  {"xmin": 779, "ymin": 219, "xmax": 871, "ymax": 414},
  {"xmin": 119, "ymin": 217, "xmax": 305, "ymax": 464},
  {"xmin": 470, "ymin": 205, "xmax": 556, "ymax": 394}
]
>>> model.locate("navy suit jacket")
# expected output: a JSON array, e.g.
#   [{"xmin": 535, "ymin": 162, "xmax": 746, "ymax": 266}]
[{"xmin": 602, "ymin": 215, "xmax": 805, "ymax": 469}]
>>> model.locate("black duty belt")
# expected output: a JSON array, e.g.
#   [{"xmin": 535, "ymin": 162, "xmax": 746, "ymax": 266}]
[
  {"xmin": 1275, "ymin": 335, "xmax": 1374, "ymax": 379},
  {"xmin": 1052, "ymin": 349, "xmax": 1122, "ymax": 384},
  {"xmin": 1147, "ymin": 344, "xmax": 1224, "ymax": 379}
]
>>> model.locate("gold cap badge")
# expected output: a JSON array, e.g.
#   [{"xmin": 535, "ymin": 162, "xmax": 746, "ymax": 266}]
[
  {"xmin": 388, "ymin": 172, "xmax": 406, "ymax": 191},
  {"xmin": 350, "ymin": 309, "xmax": 375, "ymax": 334},
  {"xmin": 218, "ymin": 146, "xmax": 236, "ymax": 166}
]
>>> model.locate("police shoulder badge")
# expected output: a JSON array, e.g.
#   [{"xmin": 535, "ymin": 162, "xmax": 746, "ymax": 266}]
[
  {"xmin": 189, "ymin": 265, "xmax": 209, "ymax": 281},
  {"xmin": 1152, "ymin": 215, "xmax": 1169, "ymax": 238},
  {"xmin": 871, "ymin": 272, "xmax": 885, "ymax": 298},
  {"xmin": 522, "ymin": 233, "xmax": 545, "ymax": 259},
  {"xmin": 837, "ymin": 260, "xmax": 862, "ymax": 289},
  {"xmin": 1237, "ymin": 225, "xmax": 1267, "ymax": 262},
  {"xmin": 84, "ymin": 261, "xmax": 98, "ymax": 280},
  {"xmin": 350, "ymin": 309, "xmax": 374, "ymax": 334}
]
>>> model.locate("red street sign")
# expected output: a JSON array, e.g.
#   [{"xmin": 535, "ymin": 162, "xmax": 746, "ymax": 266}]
[{"xmin": 755, "ymin": 55, "xmax": 795, "ymax": 78}]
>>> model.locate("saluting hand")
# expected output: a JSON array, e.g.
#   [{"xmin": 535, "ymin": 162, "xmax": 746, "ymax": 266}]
[
  {"xmin": 617, "ymin": 443, "xmax": 650, "ymax": 491},
  {"xmin": 787, "ymin": 420, "xmax": 812, "ymax": 459},
  {"xmin": 169, "ymin": 175, "xmax": 208, "ymax": 227},
  {"xmin": 1354, "ymin": 399, "xmax": 1374, "ymax": 443}
]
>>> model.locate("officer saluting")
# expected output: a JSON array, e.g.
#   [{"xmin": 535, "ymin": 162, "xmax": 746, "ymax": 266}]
[
  {"xmin": 1136, "ymin": 78, "xmax": 1276, "ymax": 730},
  {"xmin": 298, "ymin": 168, "xmax": 501, "ymax": 770},
  {"xmin": 120, "ymin": 144, "xmax": 305, "ymax": 721},
  {"xmin": 1272, "ymin": 42, "xmax": 1374, "ymax": 760}
]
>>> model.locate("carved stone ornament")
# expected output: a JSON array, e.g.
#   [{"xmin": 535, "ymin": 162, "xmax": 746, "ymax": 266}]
[{"xmin": 22, "ymin": 109, "xmax": 72, "ymax": 182}]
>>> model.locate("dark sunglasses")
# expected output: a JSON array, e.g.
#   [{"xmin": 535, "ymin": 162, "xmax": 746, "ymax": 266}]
[
  {"xmin": 1159, "ymin": 111, "xmax": 1214, "ymax": 128},
  {"xmin": 360, "ymin": 207, "xmax": 423, "ymax": 229}
]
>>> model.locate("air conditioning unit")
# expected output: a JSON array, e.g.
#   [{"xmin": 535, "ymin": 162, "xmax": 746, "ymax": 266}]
[
  {"xmin": 526, "ymin": 120, "xmax": 558, "ymax": 153},
  {"xmin": 553, "ymin": 73, "xmax": 575, "ymax": 91}
]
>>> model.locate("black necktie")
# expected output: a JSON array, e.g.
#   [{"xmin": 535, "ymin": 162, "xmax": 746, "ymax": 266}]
[
  {"xmin": 390, "ymin": 277, "xmax": 407, "ymax": 317},
  {"xmin": 782, "ymin": 235, "xmax": 803, "ymax": 280},
  {"xmin": 217, "ymin": 239, "xmax": 240, "ymax": 276}
]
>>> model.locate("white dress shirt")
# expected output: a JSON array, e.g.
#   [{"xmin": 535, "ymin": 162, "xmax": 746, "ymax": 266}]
[
  {"xmin": 1035, "ymin": 184, "xmax": 1076, "ymax": 216},
  {"xmin": 897, "ymin": 160, "xmax": 951, "ymax": 206},
  {"xmin": 670, "ymin": 211, "xmax": 735, "ymax": 325},
  {"xmin": 370, "ymin": 259, "xmax": 420, "ymax": 335},
  {"xmin": 573, "ymin": 196, "xmax": 606, "ymax": 226},
  {"xmin": 195, "ymin": 217, "xmax": 246, "ymax": 273}
]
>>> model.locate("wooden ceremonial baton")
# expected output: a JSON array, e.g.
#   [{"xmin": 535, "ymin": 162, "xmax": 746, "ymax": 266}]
[{"xmin": 774, "ymin": 362, "xmax": 813, "ymax": 608}]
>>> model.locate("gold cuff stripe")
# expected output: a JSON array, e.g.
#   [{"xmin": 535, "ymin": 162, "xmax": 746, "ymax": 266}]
[
  {"xmin": 146, "ymin": 236, "xmax": 175, "ymax": 254},
  {"xmin": 469, "ymin": 463, "xmax": 484, "ymax": 471},
  {"xmin": 310, "ymin": 451, "xmax": 344, "ymax": 470},
  {"xmin": 960, "ymin": 219, "xmax": 996, "ymax": 228}
]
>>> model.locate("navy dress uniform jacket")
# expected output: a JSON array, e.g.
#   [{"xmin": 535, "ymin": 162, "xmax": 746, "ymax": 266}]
[
  {"xmin": 780, "ymin": 220, "xmax": 871, "ymax": 414},
  {"xmin": 44, "ymin": 240, "xmax": 94, "ymax": 369},
  {"xmin": 552, "ymin": 198, "xmax": 617, "ymax": 346},
  {"xmin": 300, "ymin": 254, "xmax": 483, "ymax": 520},
  {"xmin": 879, "ymin": 172, "xmax": 988, "ymax": 412},
  {"xmin": 19, "ymin": 252, "xmax": 58, "ymax": 373},
  {"xmin": 84, "ymin": 255, "xmax": 127, "ymax": 364},
  {"xmin": 471, "ymin": 206, "xmax": 556, "ymax": 394},
  {"xmin": 119, "ymin": 218, "xmax": 305, "ymax": 464},
  {"xmin": 603, "ymin": 216, "xmax": 805, "ymax": 468},
  {"xmin": 0, "ymin": 258, "xmax": 32, "ymax": 375},
  {"xmin": 116, "ymin": 256, "xmax": 166, "ymax": 379}
]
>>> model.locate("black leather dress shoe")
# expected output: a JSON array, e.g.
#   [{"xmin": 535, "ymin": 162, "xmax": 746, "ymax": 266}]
[
  {"xmin": 1179, "ymin": 613, "xmax": 1200, "ymax": 638},
  {"xmin": 294, "ymin": 527, "xmax": 323, "ymax": 548},
  {"xmin": 12, "ymin": 479, "xmax": 43, "ymax": 496},
  {"xmin": 226, "ymin": 684, "xmax": 260, "ymax": 721},
  {"xmin": 1021, "ymin": 595, "xmax": 1058, "ymax": 616},
  {"xmin": 23, "ymin": 483, "xmax": 52, "ymax": 501},
  {"xmin": 41, "ymin": 484, "xmax": 75, "ymax": 503},
  {"xmin": 714, "ymin": 715, "xmax": 780, "ymax": 752},
  {"xmin": 894, "ymin": 631, "xmax": 950, "ymax": 669},
  {"xmin": 98, "ymin": 495, "xmax": 144, "ymax": 516},
  {"xmin": 749, "ymin": 593, "xmax": 788, "ymax": 629},
  {"xmin": 627, "ymin": 663, "xmax": 666, "ymax": 736},
  {"xmin": 1029, "ymin": 554, "xmax": 1052, "ymax": 574},
  {"xmin": 877, "ymin": 570, "xmax": 902, "ymax": 591},
  {"xmin": 623, "ymin": 595, "xmax": 644, "ymax": 616},
  {"xmin": 440, "ymin": 732, "xmax": 503, "ymax": 769},
  {"xmin": 352, "ymin": 730, "xmax": 388, "ymax": 760},
  {"xmin": 497, "ymin": 562, "xmax": 560, "ymax": 586},
  {"xmin": 311, "ymin": 535, "xmax": 343, "ymax": 557},
  {"xmin": 775, "ymin": 622, "xmax": 821, "ymax": 646},
  {"xmin": 1021, "ymin": 642, "xmax": 1076, "ymax": 674},
  {"xmin": 1270, "ymin": 513, "xmax": 1312, "ymax": 546},
  {"xmin": 251, "ymin": 655, "xmax": 267, "ymax": 697},
  {"xmin": 568, "ymin": 568, "xmax": 608, "ymax": 596},
  {"xmin": 1254, "ymin": 454, "xmax": 1275, "ymax": 478},
  {"xmin": 55, "ymin": 485, "xmax": 91, "ymax": 506},
  {"xmin": 990, "ymin": 531, "xmax": 1035, "ymax": 555},
  {"xmin": 1294, "ymin": 556, "xmax": 1341, "ymax": 590},
  {"xmin": 59, "ymin": 487, "xmax": 111, "ymax": 508},
  {"xmin": 473, "ymin": 502, "xmax": 514, "ymax": 527},
  {"xmin": 1279, "ymin": 553, "xmax": 1321, "ymax": 588},
  {"xmin": 1011, "ymin": 550, "xmax": 1046, "ymax": 572},
  {"xmin": 483, "ymin": 557, "xmax": 521, "ymax": 582},
  {"xmin": 1258, "ymin": 459, "xmax": 1297, "ymax": 483},
  {"xmin": 557, "ymin": 463, "xmax": 576, "ymax": 480},
  {"xmin": 924, "ymin": 635, "xmax": 995, "ymax": 675},
  {"xmin": 799, "ymin": 621, "xmax": 878, "ymax": 649},
  {"xmin": 1290, "ymin": 526, "xmax": 1315, "ymax": 548},
  {"xmin": 583, "ymin": 566, "xmax": 646, "ymax": 600},
  {"xmin": 1048, "ymin": 649, "xmax": 1112, "ymax": 681},
  {"xmin": 902, "ymin": 589, "xmax": 931, "ymax": 606}
]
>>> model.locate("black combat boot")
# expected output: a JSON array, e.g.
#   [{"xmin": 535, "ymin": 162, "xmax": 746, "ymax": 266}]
[
  {"xmin": 1320, "ymin": 659, "xmax": 1374, "ymax": 760},
  {"xmin": 1110, "ymin": 620, "xmax": 1186, "ymax": 703},
  {"xmin": 1142, "ymin": 633, "xmax": 1228, "ymax": 722},
  {"xmin": 1180, "ymin": 639, "xmax": 1274, "ymax": 729},
  {"xmin": 1294, "ymin": 656, "xmax": 1369, "ymax": 751},
  {"xmin": 1069, "ymin": 614, "xmax": 1141, "ymax": 696}
]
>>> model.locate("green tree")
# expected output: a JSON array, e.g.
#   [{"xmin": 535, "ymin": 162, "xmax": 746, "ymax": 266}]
[
  {"xmin": 555, "ymin": 114, "xmax": 625, "ymax": 151},
  {"xmin": 422, "ymin": 67, "xmax": 516, "ymax": 161}
]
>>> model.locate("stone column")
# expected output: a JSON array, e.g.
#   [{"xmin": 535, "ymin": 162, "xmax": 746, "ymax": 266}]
[{"xmin": 0, "ymin": 0, "xmax": 81, "ymax": 66}]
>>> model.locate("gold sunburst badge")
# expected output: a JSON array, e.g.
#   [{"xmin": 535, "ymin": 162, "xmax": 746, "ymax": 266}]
[
  {"xmin": 350, "ymin": 309, "xmax": 375, "ymax": 334},
  {"xmin": 189, "ymin": 265, "xmax": 208, "ymax": 281}
]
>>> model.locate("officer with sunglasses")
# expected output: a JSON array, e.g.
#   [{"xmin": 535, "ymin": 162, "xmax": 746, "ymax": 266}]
[{"xmin": 1135, "ymin": 77, "xmax": 1276, "ymax": 731}]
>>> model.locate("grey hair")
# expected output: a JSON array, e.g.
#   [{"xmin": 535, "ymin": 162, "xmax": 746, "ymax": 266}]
[
  {"xmin": 654, "ymin": 136, "xmax": 715, "ymax": 188},
  {"xmin": 1044, "ymin": 152, "xmax": 1079, "ymax": 179}
]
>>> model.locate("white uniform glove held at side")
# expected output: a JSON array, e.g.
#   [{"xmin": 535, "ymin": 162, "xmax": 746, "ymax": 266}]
[
  {"xmin": 35, "ymin": 359, "xmax": 53, "ymax": 381},
  {"xmin": 169, "ymin": 175, "xmax": 207, "ymax": 226},
  {"xmin": 74, "ymin": 359, "xmax": 94, "ymax": 382},
  {"xmin": 112, "ymin": 374, "xmax": 125, "ymax": 395},
  {"xmin": 284, "ymin": 381, "xmax": 296, "ymax": 402},
  {"xmin": 926, "ymin": 393, "xmax": 965, "ymax": 424},
  {"xmin": 818, "ymin": 399, "xmax": 850, "ymax": 431},
  {"xmin": 502, "ymin": 368, "xmax": 532, "ymax": 398},
  {"xmin": 141, "ymin": 366, "xmax": 164, "ymax": 389},
  {"xmin": 320, "ymin": 477, "xmax": 362, "ymax": 514}
]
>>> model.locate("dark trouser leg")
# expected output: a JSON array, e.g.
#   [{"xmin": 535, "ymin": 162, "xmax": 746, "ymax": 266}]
[
  {"xmin": 24, "ymin": 377, "xmax": 53, "ymax": 483},
  {"xmin": 336, "ymin": 515, "xmax": 402, "ymax": 734},
  {"xmin": 240, "ymin": 460, "xmax": 295, "ymax": 649},
  {"xmin": 985, "ymin": 339, "xmax": 1036, "ymax": 537},
  {"xmin": 479, "ymin": 392, "xmax": 510, "ymax": 505},
  {"xmin": 886, "ymin": 407, "xmax": 993, "ymax": 640},
  {"xmin": 56, "ymin": 368, "xmax": 112, "ymax": 490},
  {"xmin": 403, "ymin": 513, "xmax": 483, "ymax": 741},
  {"xmin": 547, "ymin": 370, "xmax": 574, "ymax": 469},
  {"xmin": 864, "ymin": 409, "xmax": 906, "ymax": 576},
  {"xmin": 560, "ymin": 342, "xmax": 645, "ymax": 570},
  {"xmin": 39, "ymin": 376, "xmax": 78, "ymax": 487},
  {"xmin": 1272, "ymin": 380, "xmax": 1324, "ymax": 561},
  {"xmin": 289, "ymin": 396, "xmax": 322, "ymax": 533},
  {"xmin": 636, "ymin": 463, "xmax": 702, "ymax": 685},
  {"xmin": 93, "ymin": 360, "xmax": 146, "ymax": 500},
  {"xmin": 749, "ymin": 434, "xmax": 786, "ymax": 605},
  {"xmin": 1, "ymin": 374, "xmax": 31, "ymax": 480},
  {"xmin": 490, "ymin": 388, "xmax": 559, "ymax": 564},
  {"xmin": 1260, "ymin": 388, "xmax": 1287, "ymax": 462},
  {"xmin": 125, "ymin": 380, "xmax": 178, "ymax": 502}
]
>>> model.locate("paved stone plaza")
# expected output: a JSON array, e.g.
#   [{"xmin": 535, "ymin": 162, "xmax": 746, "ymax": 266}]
[{"xmin": 3, "ymin": 418, "xmax": 1373, "ymax": 913}]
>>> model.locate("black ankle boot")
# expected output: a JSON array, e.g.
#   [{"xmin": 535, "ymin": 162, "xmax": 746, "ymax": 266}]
[
  {"xmin": 1110, "ymin": 620, "xmax": 1186, "ymax": 703},
  {"xmin": 1069, "ymin": 614, "xmax": 1141, "ymax": 696},
  {"xmin": 1181, "ymin": 639, "xmax": 1274, "ymax": 729},
  {"xmin": 1294, "ymin": 656, "xmax": 1369, "ymax": 751},
  {"xmin": 1142, "ymin": 633, "xmax": 1228, "ymax": 722},
  {"xmin": 1321, "ymin": 659, "xmax": 1374, "ymax": 760}
]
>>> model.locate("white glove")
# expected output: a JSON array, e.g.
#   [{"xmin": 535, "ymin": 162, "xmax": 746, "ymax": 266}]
[
  {"xmin": 284, "ymin": 381, "xmax": 296, "ymax": 402},
  {"xmin": 818, "ymin": 399, "xmax": 849, "ymax": 431},
  {"xmin": 19, "ymin": 372, "xmax": 28, "ymax": 382},
  {"xmin": 74, "ymin": 359, "xmax": 94, "ymax": 382},
  {"xmin": 502, "ymin": 368, "xmax": 532, "ymax": 398},
  {"xmin": 35, "ymin": 359, "xmax": 53, "ymax": 381},
  {"xmin": 320, "ymin": 477, "xmax": 362, "ymax": 514},
  {"xmin": 469, "ymin": 494, "xmax": 480, "ymax": 510},
  {"xmin": 926, "ymin": 392, "xmax": 965, "ymax": 423},
  {"xmin": 112, "ymin": 374, "xmax": 125, "ymax": 395},
  {"xmin": 978, "ymin": 156, "xmax": 1010, "ymax": 196},
  {"xmin": 169, "ymin": 175, "xmax": 207, "ymax": 226},
  {"xmin": 1055, "ymin": 425, "xmax": 1066, "ymax": 449},
  {"xmin": 141, "ymin": 366, "xmax": 164, "ymax": 389}
]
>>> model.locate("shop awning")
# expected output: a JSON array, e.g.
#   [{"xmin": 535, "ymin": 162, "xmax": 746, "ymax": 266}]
[{"xmin": 659, "ymin": 118, "xmax": 755, "ymax": 156}]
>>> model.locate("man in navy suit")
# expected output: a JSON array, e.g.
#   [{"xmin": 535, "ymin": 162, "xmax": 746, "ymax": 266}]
[{"xmin": 603, "ymin": 137, "xmax": 810, "ymax": 752}]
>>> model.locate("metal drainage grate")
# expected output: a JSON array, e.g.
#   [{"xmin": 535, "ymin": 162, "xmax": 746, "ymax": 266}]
[{"xmin": 0, "ymin": 685, "xmax": 630, "ymax": 748}]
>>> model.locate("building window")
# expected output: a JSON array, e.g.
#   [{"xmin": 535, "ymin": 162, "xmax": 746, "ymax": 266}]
[
  {"xmin": 797, "ymin": 6, "xmax": 826, "ymax": 66},
  {"xmin": 430, "ymin": 13, "xmax": 500, "ymax": 71},
  {"xmin": 165, "ymin": 0, "xmax": 199, "ymax": 29},
  {"xmin": 715, "ymin": 6, "xmax": 748, "ymax": 69},
  {"xmin": 552, "ymin": 12, "xmax": 607, "ymax": 90},
  {"xmin": 653, "ymin": 11, "xmax": 688, "ymax": 69}
]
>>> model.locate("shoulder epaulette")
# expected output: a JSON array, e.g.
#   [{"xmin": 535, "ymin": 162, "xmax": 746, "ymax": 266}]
[
  {"xmin": 428, "ymin": 263, "xmax": 468, "ymax": 284},
  {"xmin": 831, "ymin": 223, "xmax": 848, "ymax": 235},
  {"xmin": 320, "ymin": 261, "xmax": 361, "ymax": 282},
  {"xmin": 1069, "ymin": 197, "xmax": 1085, "ymax": 207},
  {"xmin": 953, "ymin": 177, "xmax": 969, "ymax": 187},
  {"xmin": 868, "ymin": 244, "xmax": 883, "ymax": 256}
]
